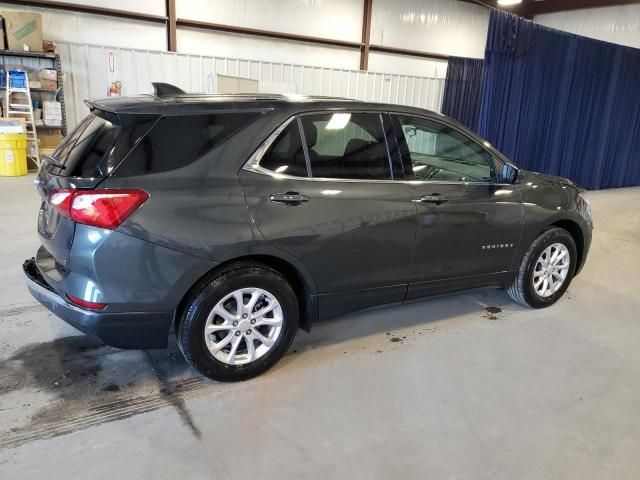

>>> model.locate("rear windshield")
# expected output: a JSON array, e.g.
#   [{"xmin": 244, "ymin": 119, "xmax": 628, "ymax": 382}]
[
  {"xmin": 47, "ymin": 111, "xmax": 121, "ymax": 177},
  {"xmin": 113, "ymin": 112, "xmax": 261, "ymax": 176}
]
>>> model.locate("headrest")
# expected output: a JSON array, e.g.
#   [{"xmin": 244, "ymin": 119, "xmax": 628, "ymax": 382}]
[
  {"xmin": 302, "ymin": 121, "xmax": 317, "ymax": 148},
  {"xmin": 344, "ymin": 138, "xmax": 370, "ymax": 156}
]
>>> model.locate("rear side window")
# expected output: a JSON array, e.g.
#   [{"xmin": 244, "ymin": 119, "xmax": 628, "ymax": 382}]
[
  {"xmin": 260, "ymin": 121, "xmax": 309, "ymax": 177},
  {"xmin": 115, "ymin": 112, "xmax": 260, "ymax": 176},
  {"xmin": 47, "ymin": 111, "xmax": 120, "ymax": 177},
  {"xmin": 299, "ymin": 113, "xmax": 391, "ymax": 180}
]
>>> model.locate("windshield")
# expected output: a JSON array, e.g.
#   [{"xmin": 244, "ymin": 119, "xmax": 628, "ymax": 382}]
[{"xmin": 47, "ymin": 111, "xmax": 121, "ymax": 177}]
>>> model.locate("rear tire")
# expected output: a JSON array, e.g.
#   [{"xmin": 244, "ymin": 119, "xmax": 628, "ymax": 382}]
[
  {"xmin": 178, "ymin": 263, "xmax": 299, "ymax": 382},
  {"xmin": 507, "ymin": 227, "xmax": 577, "ymax": 308}
]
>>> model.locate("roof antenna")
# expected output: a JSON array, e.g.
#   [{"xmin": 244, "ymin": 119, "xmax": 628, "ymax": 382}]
[{"xmin": 152, "ymin": 82, "xmax": 185, "ymax": 97}]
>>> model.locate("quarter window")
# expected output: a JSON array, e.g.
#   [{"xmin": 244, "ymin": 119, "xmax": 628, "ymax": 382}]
[
  {"xmin": 299, "ymin": 113, "xmax": 392, "ymax": 180},
  {"xmin": 396, "ymin": 116, "xmax": 500, "ymax": 183},
  {"xmin": 115, "ymin": 112, "xmax": 260, "ymax": 176},
  {"xmin": 260, "ymin": 121, "xmax": 309, "ymax": 177}
]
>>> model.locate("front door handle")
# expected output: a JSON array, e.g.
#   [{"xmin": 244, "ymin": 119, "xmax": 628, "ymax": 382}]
[
  {"xmin": 414, "ymin": 193, "xmax": 448, "ymax": 205},
  {"xmin": 269, "ymin": 192, "xmax": 309, "ymax": 205}
]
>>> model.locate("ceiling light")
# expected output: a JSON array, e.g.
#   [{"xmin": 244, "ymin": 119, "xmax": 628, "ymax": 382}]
[
  {"xmin": 497, "ymin": 0, "xmax": 522, "ymax": 5},
  {"xmin": 325, "ymin": 113, "xmax": 351, "ymax": 130}
]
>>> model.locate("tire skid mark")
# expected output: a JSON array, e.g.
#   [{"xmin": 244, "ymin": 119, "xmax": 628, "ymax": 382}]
[
  {"xmin": 1, "ymin": 377, "xmax": 212, "ymax": 450},
  {"xmin": 0, "ymin": 303, "xmax": 45, "ymax": 318}
]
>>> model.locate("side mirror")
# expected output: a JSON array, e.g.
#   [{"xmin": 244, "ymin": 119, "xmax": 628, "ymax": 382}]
[
  {"xmin": 502, "ymin": 164, "xmax": 518, "ymax": 183},
  {"xmin": 404, "ymin": 126, "xmax": 417, "ymax": 138}
]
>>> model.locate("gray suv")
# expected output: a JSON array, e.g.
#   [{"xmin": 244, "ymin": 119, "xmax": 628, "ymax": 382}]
[{"xmin": 24, "ymin": 84, "xmax": 593, "ymax": 381}]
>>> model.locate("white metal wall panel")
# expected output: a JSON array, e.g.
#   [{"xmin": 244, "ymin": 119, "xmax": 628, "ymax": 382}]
[
  {"xmin": 371, "ymin": 0, "xmax": 490, "ymax": 59},
  {"xmin": 176, "ymin": 28, "xmax": 361, "ymax": 69},
  {"xmin": 368, "ymin": 52, "xmax": 448, "ymax": 78},
  {"xmin": 535, "ymin": 6, "xmax": 640, "ymax": 49},
  {"xmin": 176, "ymin": 0, "xmax": 363, "ymax": 43},
  {"xmin": 0, "ymin": 2, "xmax": 166, "ymax": 49},
  {"xmin": 57, "ymin": 42, "xmax": 446, "ymax": 130}
]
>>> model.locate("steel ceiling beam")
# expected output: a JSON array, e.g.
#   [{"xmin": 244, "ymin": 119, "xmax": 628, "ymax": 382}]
[
  {"xmin": 360, "ymin": 0, "xmax": 373, "ymax": 70},
  {"xmin": 524, "ymin": 0, "xmax": 640, "ymax": 17},
  {"xmin": 166, "ymin": 0, "xmax": 177, "ymax": 52},
  {"xmin": 461, "ymin": 0, "xmax": 640, "ymax": 18},
  {"xmin": 0, "ymin": 0, "xmax": 168, "ymax": 23}
]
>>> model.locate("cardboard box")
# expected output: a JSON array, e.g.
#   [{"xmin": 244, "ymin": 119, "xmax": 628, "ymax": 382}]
[
  {"xmin": 0, "ymin": 117, "xmax": 25, "ymax": 134},
  {"xmin": 40, "ymin": 147, "xmax": 57, "ymax": 158},
  {"xmin": 43, "ymin": 101, "xmax": 61, "ymax": 115},
  {"xmin": 10, "ymin": 90, "xmax": 28, "ymax": 104},
  {"xmin": 40, "ymin": 78, "xmax": 56, "ymax": 89},
  {"xmin": 39, "ymin": 68, "xmax": 56, "ymax": 89},
  {"xmin": 0, "ymin": 18, "xmax": 6, "ymax": 50},
  {"xmin": 1, "ymin": 12, "xmax": 43, "ymax": 52},
  {"xmin": 39, "ymin": 131, "xmax": 62, "ymax": 148},
  {"xmin": 44, "ymin": 118, "xmax": 61, "ymax": 127}
]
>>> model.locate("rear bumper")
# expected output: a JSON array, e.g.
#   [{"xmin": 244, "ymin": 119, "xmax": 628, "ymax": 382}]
[{"xmin": 23, "ymin": 257, "xmax": 173, "ymax": 349}]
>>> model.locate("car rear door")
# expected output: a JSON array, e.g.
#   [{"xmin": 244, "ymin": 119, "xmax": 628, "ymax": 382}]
[
  {"xmin": 238, "ymin": 111, "xmax": 416, "ymax": 320},
  {"xmin": 390, "ymin": 114, "xmax": 524, "ymax": 299}
]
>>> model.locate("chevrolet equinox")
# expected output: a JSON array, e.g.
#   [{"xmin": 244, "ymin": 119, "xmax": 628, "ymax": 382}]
[{"xmin": 24, "ymin": 83, "xmax": 593, "ymax": 381}]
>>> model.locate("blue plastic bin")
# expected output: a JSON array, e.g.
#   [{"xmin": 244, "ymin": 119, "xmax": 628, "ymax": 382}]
[{"xmin": 8, "ymin": 70, "xmax": 27, "ymax": 89}]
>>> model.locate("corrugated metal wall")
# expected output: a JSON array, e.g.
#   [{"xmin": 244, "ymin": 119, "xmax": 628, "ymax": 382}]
[{"xmin": 57, "ymin": 41, "xmax": 447, "ymax": 129}]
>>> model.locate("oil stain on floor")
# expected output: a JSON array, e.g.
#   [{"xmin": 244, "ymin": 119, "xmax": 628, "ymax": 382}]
[
  {"xmin": 0, "ymin": 335, "xmax": 218, "ymax": 450},
  {"xmin": 483, "ymin": 306, "xmax": 503, "ymax": 321}
]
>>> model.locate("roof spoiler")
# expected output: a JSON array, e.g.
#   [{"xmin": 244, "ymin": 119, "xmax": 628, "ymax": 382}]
[{"xmin": 152, "ymin": 82, "xmax": 185, "ymax": 97}]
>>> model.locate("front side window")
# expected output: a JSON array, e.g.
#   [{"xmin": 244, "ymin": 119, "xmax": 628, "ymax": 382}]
[
  {"xmin": 396, "ymin": 116, "xmax": 501, "ymax": 183},
  {"xmin": 299, "ymin": 113, "xmax": 392, "ymax": 180}
]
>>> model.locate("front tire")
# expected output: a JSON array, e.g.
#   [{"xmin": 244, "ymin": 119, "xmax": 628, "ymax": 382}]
[
  {"xmin": 507, "ymin": 227, "xmax": 577, "ymax": 308},
  {"xmin": 178, "ymin": 263, "xmax": 299, "ymax": 382}
]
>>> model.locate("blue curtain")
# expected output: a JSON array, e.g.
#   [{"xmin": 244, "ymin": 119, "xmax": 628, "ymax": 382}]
[
  {"xmin": 477, "ymin": 10, "xmax": 640, "ymax": 190},
  {"xmin": 441, "ymin": 57, "xmax": 485, "ymax": 131}
]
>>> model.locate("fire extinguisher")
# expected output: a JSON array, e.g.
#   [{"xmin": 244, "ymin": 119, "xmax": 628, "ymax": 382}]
[{"xmin": 108, "ymin": 81, "xmax": 122, "ymax": 97}]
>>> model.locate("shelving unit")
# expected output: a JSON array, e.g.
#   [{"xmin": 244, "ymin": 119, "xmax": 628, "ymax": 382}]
[{"xmin": 0, "ymin": 50, "xmax": 68, "ymax": 138}]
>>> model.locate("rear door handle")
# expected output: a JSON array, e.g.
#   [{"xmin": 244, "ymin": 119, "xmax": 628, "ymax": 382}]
[
  {"xmin": 269, "ymin": 192, "xmax": 309, "ymax": 205},
  {"xmin": 414, "ymin": 194, "xmax": 448, "ymax": 205}
]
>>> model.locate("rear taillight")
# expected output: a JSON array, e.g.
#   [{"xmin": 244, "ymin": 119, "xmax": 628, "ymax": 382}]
[
  {"xmin": 66, "ymin": 293, "xmax": 107, "ymax": 310},
  {"xmin": 49, "ymin": 188, "xmax": 149, "ymax": 229}
]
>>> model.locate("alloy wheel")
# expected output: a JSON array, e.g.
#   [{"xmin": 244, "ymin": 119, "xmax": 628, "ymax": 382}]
[
  {"xmin": 533, "ymin": 243, "xmax": 571, "ymax": 298},
  {"xmin": 203, "ymin": 287, "xmax": 283, "ymax": 365}
]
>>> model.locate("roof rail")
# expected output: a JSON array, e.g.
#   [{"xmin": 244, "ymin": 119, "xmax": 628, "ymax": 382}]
[{"xmin": 152, "ymin": 82, "xmax": 185, "ymax": 97}]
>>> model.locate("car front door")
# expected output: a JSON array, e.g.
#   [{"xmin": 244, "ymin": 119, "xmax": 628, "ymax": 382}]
[
  {"xmin": 391, "ymin": 114, "xmax": 524, "ymax": 299},
  {"xmin": 238, "ymin": 111, "xmax": 416, "ymax": 320}
]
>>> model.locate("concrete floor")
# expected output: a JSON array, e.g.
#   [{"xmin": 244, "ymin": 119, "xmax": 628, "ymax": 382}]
[{"xmin": 1, "ymin": 173, "xmax": 639, "ymax": 480}]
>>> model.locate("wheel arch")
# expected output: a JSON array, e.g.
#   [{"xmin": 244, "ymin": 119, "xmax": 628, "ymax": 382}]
[
  {"xmin": 174, "ymin": 253, "xmax": 318, "ymax": 335},
  {"xmin": 549, "ymin": 219, "xmax": 585, "ymax": 273}
]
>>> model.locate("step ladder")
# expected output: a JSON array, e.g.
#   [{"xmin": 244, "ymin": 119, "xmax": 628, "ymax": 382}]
[{"xmin": 4, "ymin": 71, "xmax": 40, "ymax": 167}]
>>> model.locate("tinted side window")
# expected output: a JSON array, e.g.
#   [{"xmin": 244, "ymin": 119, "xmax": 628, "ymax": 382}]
[
  {"xmin": 259, "ymin": 121, "xmax": 309, "ymax": 177},
  {"xmin": 397, "ymin": 116, "xmax": 498, "ymax": 183},
  {"xmin": 300, "ymin": 113, "xmax": 391, "ymax": 180},
  {"xmin": 116, "ymin": 112, "xmax": 259, "ymax": 176}
]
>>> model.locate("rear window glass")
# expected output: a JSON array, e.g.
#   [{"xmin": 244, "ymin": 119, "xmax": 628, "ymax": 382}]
[
  {"xmin": 115, "ymin": 112, "xmax": 260, "ymax": 176},
  {"xmin": 47, "ymin": 111, "xmax": 120, "ymax": 177}
]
